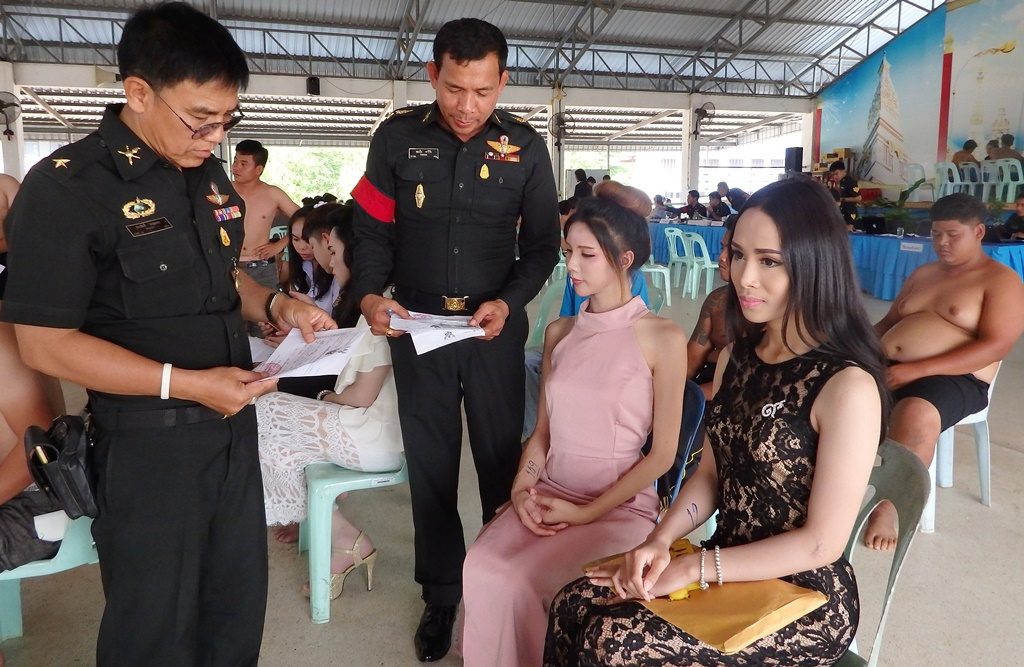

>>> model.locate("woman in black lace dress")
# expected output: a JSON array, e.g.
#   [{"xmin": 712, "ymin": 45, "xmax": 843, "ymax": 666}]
[{"xmin": 544, "ymin": 178, "xmax": 890, "ymax": 666}]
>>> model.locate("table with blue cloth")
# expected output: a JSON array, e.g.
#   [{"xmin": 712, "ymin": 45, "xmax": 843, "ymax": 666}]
[
  {"xmin": 648, "ymin": 223, "xmax": 727, "ymax": 264},
  {"xmin": 848, "ymin": 233, "xmax": 1024, "ymax": 300}
]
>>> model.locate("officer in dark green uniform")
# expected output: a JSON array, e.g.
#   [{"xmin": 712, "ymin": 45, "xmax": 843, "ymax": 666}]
[
  {"xmin": 351, "ymin": 18, "xmax": 559, "ymax": 663},
  {"xmin": 0, "ymin": 4, "xmax": 333, "ymax": 665}
]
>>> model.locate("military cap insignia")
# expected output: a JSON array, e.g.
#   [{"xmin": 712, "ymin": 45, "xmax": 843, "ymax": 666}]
[
  {"xmin": 118, "ymin": 146, "xmax": 142, "ymax": 166},
  {"xmin": 122, "ymin": 197, "xmax": 156, "ymax": 219},
  {"xmin": 52, "ymin": 158, "xmax": 71, "ymax": 169},
  {"xmin": 206, "ymin": 182, "xmax": 230, "ymax": 205}
]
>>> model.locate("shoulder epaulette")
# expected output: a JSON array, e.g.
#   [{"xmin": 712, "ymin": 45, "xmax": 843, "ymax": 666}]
[
  {"xmin": 40, "ymin": 133, "xmax": 104, "ymax": 180},
  {"xmin": 383, "ymin": 103, "xmax": 431, "ymax": 124},
  {"xmin": 496, "ymin": 108, "xmax": 539, "ymax": 132}
]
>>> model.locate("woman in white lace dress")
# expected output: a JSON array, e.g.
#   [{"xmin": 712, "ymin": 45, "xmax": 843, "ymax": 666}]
[{"xmin": 256, "ymin": 203, "xmax": 403, "ymax": 599}]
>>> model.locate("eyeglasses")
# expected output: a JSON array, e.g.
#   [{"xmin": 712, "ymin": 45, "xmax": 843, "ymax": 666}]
[{"xmin": 152, "ymin": 90, "xmax": 243, "ymax": 140}]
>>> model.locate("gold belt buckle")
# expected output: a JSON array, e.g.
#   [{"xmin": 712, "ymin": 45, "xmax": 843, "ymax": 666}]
[{"xmin": 443, "ymin": 295, "xmax": 469, "ymax": 311}]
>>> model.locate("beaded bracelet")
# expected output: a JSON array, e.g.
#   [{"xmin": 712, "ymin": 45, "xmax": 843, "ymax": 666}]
[
  {"xmin": 698, "ymin": 547, "xmax": 709, "ymax": 590},
  {"xmin": 714, "ymin": 545, "xmax": 723, "ymax": 586},
  {"xmin": 316, "ymin": 389, "xmax": 333, "ymax": 401}
]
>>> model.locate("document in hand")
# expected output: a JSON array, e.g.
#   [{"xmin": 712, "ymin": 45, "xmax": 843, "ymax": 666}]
[
  {"xmin": 254, "ymin": 327, "xmax": 368, "ymax": 380},
  {"xmin": 389, "ymin": 311, "xmax": 485, "ymax": 355}
]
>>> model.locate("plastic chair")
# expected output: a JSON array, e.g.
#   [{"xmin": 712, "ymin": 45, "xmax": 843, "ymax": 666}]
[
  {"xmin": 297, "ymin": 460, "xmax": 408, "ymax": 624},
  {"xmin": 527, "ymin": 281, "xmax": 566, "ymax": 349},
  {"xmin": 647, "ymin": 279, "xmax": 666, "ymax": 315},
  {"xmin": 979, "ymin": 160, "xmax": 1002, "ymax": 203},
  {"xmin": 935, "ymin": 162, "xmax": 964, "ymax": 198},
  {"xmin": 0, "ymin": 515, "xmax": 99, "ymax": 641},
  {"xmin": 839, "ymin": 439, "xmax": 930, "ymax": 667},
  {"xmin": 663, "ymin": 227, "xmax": 693, "ymax": 290},
  {"xmin": 958, "ymin": 162, "xmax": 982, "ymax": 199},
  {"xmin": 681, "ymin": 233, "xmax": 718, "ymax": 299},
  {"xmin": 995, "ymin": 159, "xmax": 1023, "ymax": 202},
  {"xmin": 639, "ymin": 260, "xmax": 672, "ymax": 307},
  {"xmin": 920, "ymin": 363, "xmax": 1000, "ymax": 533},
  {"xmin": 549, "ymin": 254, "xmax": 567, "ymax": 284},
  {"xmin": 657, "ymin": 379, "xmax": 706, "ymax": 509},
  {"xmin": 905, "ymin": 163, "xmax": 935, "ymax": 202}
]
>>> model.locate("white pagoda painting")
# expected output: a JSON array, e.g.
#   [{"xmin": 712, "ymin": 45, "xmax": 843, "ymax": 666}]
[{"xmin": 857, "ymin": 55, "xmax": 909, "ymax": 184}]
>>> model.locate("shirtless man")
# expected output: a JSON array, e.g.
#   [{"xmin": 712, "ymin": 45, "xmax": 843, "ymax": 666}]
[
  {"xmin": 865, "ymin": 193, "xmax": 1024, "ymax": 550},
  {"xmin": 686, "ymin": 220, "xmax": 734, "ymax": 399},
  {"xmin": 231, "ymin": 139, "xmax": 299, "ymax": 290}
]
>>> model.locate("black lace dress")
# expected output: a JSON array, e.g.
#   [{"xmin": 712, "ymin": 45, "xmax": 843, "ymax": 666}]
[{"xmin": 544, "ymin": 337, "xmax": 861, "ymax": 666}]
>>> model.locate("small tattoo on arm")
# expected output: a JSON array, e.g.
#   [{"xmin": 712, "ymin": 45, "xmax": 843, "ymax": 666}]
[
  {"xmin": 525, "ymin": 460, "xmax": 540, "ymax": 478},
  {"xmin": 685, "ymin": 502, "xmax": 698, "ymax": 530}
]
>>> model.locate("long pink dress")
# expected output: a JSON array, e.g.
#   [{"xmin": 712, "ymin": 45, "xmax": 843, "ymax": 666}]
[{"xmin": 462, "ymin": 296, "xmax": 661, "ymax": 667}]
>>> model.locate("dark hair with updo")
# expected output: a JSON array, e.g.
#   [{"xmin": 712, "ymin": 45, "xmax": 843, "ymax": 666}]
[
  {"xmin": 564, "ymin": 181, "xmax": 652, "ymax": 282},
  {"xmin": 726, "ymin": 178, "xmax": 890, "ymax": 441}
]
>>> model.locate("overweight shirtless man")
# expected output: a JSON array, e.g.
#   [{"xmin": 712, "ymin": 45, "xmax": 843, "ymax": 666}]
[
  {"xmin": 231, "ymin": 139, "xmax": 299, "ymax": 290},
  {"xmin": 865, "ymin": 193, "xmax": 1024, "ymax": 549}
]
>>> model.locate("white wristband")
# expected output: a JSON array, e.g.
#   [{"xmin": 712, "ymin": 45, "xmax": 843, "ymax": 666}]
[{"xmin": 160, "ymin": 363, "xmax": 172, "ymax": 400}]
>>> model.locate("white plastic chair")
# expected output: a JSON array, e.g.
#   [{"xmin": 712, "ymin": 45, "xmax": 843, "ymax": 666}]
[
  {"xmin": 935, "ymin": 162, "xmax": 964, "ymax": 198},
  {"xmin": 639, "ymin": 260, "xmax": 672, "ymax": 307},
  {"xmin": 958, "ymin": 162, "xmax": 982, "ymax": 199},
  {"xmin": 0, "ymin": 515, "xmax": 99, "ymax": 641},
  {"xmin": 663, "ymin": 227, "xmax": 692, "ymax": 290},
  {"xmin": 995, "ymin": 159, "xmax": 1023, "ymax": 203},
  {"xmin": 979, "ymin": 160, "xmax": 1002, "ymax": 203},
  {"xmin": 920, "ymin": 363, "xmax": 999, "ymax": 533},
  {"xmin": 905, "ymin": 163, "xmax": 935, "ymax": 202},
  {"xmin": 681, "ymin": 233, "xmax": 718, "ymax": 299}
]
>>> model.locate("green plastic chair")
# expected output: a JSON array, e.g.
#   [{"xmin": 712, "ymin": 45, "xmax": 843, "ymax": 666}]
[
  {"xmin": 527, "ymin": 281, "xmax": 566, "ymax": 350},
  {"xmin": 663, "ymin": 227, "xmax": 693, "ymax": 290},
  {"xmin": 647, "ymin": 279, "xmax": 666, "ymax": 315},
  {"xmin": 681, "ymin": 232, "xmax": 718, "ymax": 299},
  {"xmin": 297, "ymin": 460, "xmax": 408, "ymax": 624},
  {"xmin": 839, "ymin": 439, "xmax": 930, "ymax": 667},
  {"xmin": 639, "ymin": 260, "xmax": 672, "ymax": 307},
  {"xmin": 0, "ymin": 515, "xmax": 99, "ymax": 641}
]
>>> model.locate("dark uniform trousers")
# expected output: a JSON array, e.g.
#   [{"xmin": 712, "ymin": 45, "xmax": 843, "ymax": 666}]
[
  {"xmin": 90, "ymin": 407, "xmax": 267, "ymax": 666},
  {"xmin": 388, "ymin": 306, "xmax": 528, "ymax": 606}
]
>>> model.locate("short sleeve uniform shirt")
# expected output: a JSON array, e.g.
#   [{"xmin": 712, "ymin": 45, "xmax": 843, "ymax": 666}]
[{"xmin": 0, "ymin": 105, "xmax": 250, "ymax": 411}]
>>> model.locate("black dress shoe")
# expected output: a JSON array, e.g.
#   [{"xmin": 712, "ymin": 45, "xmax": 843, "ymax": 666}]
[{"xmin": 414, "ymin": 603, "xmax": 457, "ymax": 662}]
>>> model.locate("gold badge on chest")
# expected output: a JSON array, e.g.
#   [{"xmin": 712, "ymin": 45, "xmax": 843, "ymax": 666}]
[
  {"xmin": 122, "ymin": 197, "xmax": 157, "ymax": 219},
  {"xmin": 415, "ymin": 183, "xmax": 425, "ymax": 209}
]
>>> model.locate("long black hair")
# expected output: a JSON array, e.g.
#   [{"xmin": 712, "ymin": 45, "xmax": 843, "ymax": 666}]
[
  {"xmin": 726, "ymin": 177, "xmax": 891, "ymax": 439},
  {"xmin": 290, "ymin": 194, "xmax": 337, "ymax": 299},
  {"xmin": 302, "ymin": 202, "xmax": 360, "ymax": 328}
]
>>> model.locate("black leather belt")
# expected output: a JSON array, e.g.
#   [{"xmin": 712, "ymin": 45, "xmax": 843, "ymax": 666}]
[
  {"xmin": 241, "ymin": 257, "xmax": 275, "ymax": 268},
  {"xmin": 393, "ymin": 286, "xmax": 499, "ymax": 315},
  {"xmin": 91, "ymin": 405, "xmax": 225, "ymax": 431}
]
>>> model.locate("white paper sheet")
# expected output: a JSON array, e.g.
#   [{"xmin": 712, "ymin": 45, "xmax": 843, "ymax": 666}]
[
  {"xmin": 248, "ymin": 336, "xmax": 276, "ymax": 364},
  {"xmin": 33, "ymin": 510, "xmax": 70, "ymax": 542},
  {"xmin": 389, "ymin": 311, "xmax": 485, "ymax": 355},
  {"xmin": 253, "ymin": 327, "xmax": 367, "ymax": 380}
]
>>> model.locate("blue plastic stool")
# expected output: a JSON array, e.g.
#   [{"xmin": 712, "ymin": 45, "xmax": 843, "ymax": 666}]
[
  {"xmin": 297, "ymin": 460, "xmax": 408, "ymax": 624},
  {"xmin": 0, "ymin": 515, "xmax": 99, "ymax": 642}
]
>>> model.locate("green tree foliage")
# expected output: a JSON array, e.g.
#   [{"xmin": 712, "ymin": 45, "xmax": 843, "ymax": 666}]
[{"xmin": 260, "ymin": 146, "xmax": 369, "ymax": 204}]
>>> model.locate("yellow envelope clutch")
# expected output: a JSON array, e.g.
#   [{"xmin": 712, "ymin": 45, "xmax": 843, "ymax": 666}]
[{"xmin": 583, "ymin": 538, "xmax": 828, "ymax": 655}]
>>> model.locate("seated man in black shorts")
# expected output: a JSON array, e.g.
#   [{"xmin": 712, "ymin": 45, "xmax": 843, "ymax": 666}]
[{"xmin": 867, "ymin": 194, "xmax": 1024, "ymax": 550}]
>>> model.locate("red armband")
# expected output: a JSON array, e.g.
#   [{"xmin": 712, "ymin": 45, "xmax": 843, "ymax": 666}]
[{"xmin": 352, "ymin": 174, "xmax": 395, "ymax": 223}]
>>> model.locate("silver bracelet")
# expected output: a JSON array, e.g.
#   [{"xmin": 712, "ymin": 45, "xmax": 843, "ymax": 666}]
[
  {"xmin": 698, "ymin": 547, "xmax": 709, "ymax": 590},
  {"xmin": 316, "ymin": 389, "xmax": 333, "ymax": 401},
  {"xmin": 714, "ymin": 545, "xmax": 723, "ymax": 586}
]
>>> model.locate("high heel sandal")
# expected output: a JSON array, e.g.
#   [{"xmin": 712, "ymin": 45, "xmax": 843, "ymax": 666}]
[{"xmin": 304, "ymin": 531, "xmax": 378, "ymax": 600}]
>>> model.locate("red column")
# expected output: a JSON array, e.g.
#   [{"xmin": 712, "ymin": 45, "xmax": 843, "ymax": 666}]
[{"xmin": 937, "ymin": 34, "xmax": 954, "ymax": 162}]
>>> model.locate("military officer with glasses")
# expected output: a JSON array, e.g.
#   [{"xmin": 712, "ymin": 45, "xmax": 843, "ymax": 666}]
[{"xmin": 1, "ymin": 3, "xmax": 333, "ymax": 664}]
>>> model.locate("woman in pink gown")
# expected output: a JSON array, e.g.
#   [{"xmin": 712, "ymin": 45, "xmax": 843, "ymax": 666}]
[{"xmin": 462, "ymin": 181, "xmax": 688, "ymax": 667}]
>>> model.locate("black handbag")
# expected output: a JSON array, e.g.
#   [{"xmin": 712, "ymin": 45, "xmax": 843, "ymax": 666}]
[{"xmin": 24, "ymin": 415, "xmax": 99, "ymax": 519}]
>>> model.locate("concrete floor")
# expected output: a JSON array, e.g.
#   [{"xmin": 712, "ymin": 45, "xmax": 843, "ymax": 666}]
[{"xmin": 3, "ymin": 282, "xmax": 1023, "ymax": 666}]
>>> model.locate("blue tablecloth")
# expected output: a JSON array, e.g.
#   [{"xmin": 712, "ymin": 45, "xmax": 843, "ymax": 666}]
[
  {"xmin": 848, "ymin": 234, "xmax": 1024, "ymax": 300},
  {"xmin": 649, "ymin": 223, "xmax": 727, "ymax": 264}
]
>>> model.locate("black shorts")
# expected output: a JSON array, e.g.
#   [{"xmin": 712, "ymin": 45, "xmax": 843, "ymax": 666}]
[
  {"xmin": 692, "ymin": 361, "xmax": 717, "ymax": 386},
  {"xmin": 892, "ymin": 373, "xmax": 989, "ymax": 432}
]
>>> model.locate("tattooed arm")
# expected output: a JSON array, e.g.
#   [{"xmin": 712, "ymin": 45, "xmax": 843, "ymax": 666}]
[{"xmin": 686, "ymin": 287, "xmax": 728, "ymax": 379}]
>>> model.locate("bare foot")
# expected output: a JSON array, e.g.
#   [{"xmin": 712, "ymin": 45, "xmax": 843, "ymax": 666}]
[
  {"xmin": 272, "ymin": 523, "xmax": 299, "ymax": 544},
  {"xmin": 863, "ymin": 500, "xmax": 898, "ymax": 551}
]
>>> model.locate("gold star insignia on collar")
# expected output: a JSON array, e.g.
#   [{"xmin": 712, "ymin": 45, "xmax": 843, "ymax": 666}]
[
  {"xmin": 52, "ymin": 158, "xmax": 70, "ymax": 168},
  {"xmin": 118, "ymin": 146, "xmax": 142, "ymax": 166}
]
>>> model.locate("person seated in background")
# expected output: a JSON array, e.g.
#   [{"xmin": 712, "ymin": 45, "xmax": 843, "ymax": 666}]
[
  {"xmin": 572, "ymin": 169, "xmax": 592, "ymax": 200},
  {"xmin": 281, "ymin": 195, "xmax": 340, "ymax": 312},
  {"xmin": 985, "ymin": 139, "xmax": 999, "ymax": 160},
  {"xmin": 951, "ymin": 139, "xmax": 979, "ymax": 166},
  {"xmin": 865, "ymin": 193, "xmax": 1024, "ymax": 551},
  {"xmin": 679, "ymin": 189, "xmax": 708, "ymax": 219},
  {"xmin": 706, "ymin": 190, "xmax": 731, "ymax": 221},
  {"xmin": 545, "ymin": 177, "xmax": 888, "ymax": 667},
  {"xmin": 993, "ymin": 133, "xmax": 1024, "ymax": 161},
  {"xmin": 463, "ymin": 181, "xmax": 686, "ymax": 667},
  {"xmin": 651, "ymin": 194, "xmax": 668, "ymax": 220},
  {"xmin": 256, "ymin": 202, "xmax": 403, "ymax": 595},
  {"xmin": 686, "ymin": 218, "xmax": 734, "ymax": 400},
  {"xmin": 827, "ymin": 160, "xmax": 861, "ymax": 231},
  {"xmin": 1002, "ymin": 193, "xmax": 1024, "ymax": 240}
]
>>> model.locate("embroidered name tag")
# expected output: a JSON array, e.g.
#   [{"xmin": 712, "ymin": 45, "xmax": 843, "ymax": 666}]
[
  {"xmin": 408, "ymin": 147, "xmax": 440, "ymax": 159},
  {"xmin": 213, "ymin": 205, "xmax": 242, "ymax": 222},
  {"xmin": 125, "ymin": 217, "xmax": 173, "ymax": 237}
]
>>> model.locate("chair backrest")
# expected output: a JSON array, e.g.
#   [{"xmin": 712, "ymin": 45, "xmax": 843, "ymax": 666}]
[
  {"xmin": 664, "ymin": 227, "xmax": 691, "ymax": 261},
  {"xmin": 996, "ymin": 158, "xmax": 1023, "ymax": 182},
  {"xmin": 683, "ymin": 232, "xmax": 715, "ymax": 264},
  {"xmin": 843, "ymin": 439, "xmax": 930, "ymax": 667},
  {"xmin": 527, "ymin": 280, "xmax": 566, "ymax": 349},
  {"xmin": 905, "ymin": 162, "xmax": 926, "ymax": 181},
  {"xmin": 935, "ymin": 161, "xmax": 961, "ymax": 184},
  {"xmin": 648, "ymin": 279, "xmax": 667, "ymax": 315},
  {"xmin": 980, "ymin": 159, "xmax": 1001, "ymax": 181},
  {"xmin": 958, "ymin": 162, "xmax": 981, "ymax": 183},
  {"xmin": 657, "ymin": 379, "xmax": 706, "ymax": 508}
]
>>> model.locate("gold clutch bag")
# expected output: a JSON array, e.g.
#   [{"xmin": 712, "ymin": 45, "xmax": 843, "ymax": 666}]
[{"xmin": 583, "ymin": 539, "xmax": 828, "ymax": 654}]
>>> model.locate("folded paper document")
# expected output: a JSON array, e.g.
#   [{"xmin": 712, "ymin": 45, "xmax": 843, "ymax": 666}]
[{"xmin": 389, "ymin": 311, "xmax": 485, "ymax": 354}]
